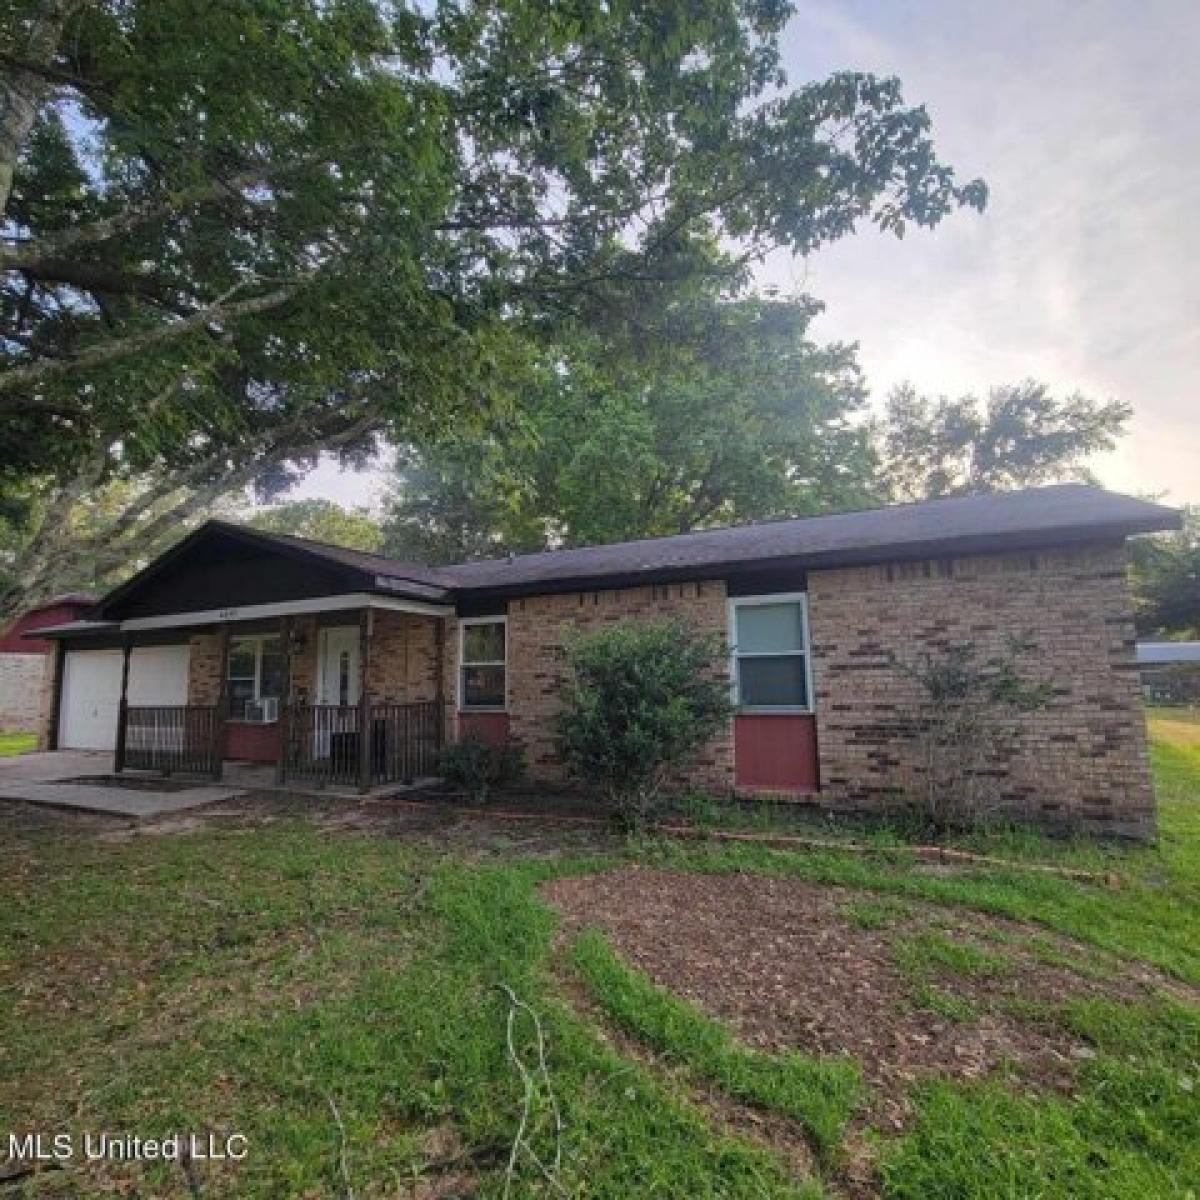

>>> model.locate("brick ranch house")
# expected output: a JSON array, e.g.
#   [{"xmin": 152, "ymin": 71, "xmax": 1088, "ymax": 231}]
[{"xmin": 33, "ymin": 484, "xmax": 1179, "ymax": 838}]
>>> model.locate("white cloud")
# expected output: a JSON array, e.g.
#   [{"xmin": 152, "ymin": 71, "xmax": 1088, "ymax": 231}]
[{"xmin": 764, "ymin": 0, "xmax": 1200, "ymax": 505}]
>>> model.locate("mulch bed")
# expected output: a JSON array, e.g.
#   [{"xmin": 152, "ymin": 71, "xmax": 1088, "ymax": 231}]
[{"xmin": 543, "ymin": 867, "xmax": 1187, "ymax": 1131}]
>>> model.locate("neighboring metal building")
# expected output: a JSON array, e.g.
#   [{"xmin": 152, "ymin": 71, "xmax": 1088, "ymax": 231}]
[{"xmin": 1136, "ymin": 641, "xmax": 1200, "ymax": 705}]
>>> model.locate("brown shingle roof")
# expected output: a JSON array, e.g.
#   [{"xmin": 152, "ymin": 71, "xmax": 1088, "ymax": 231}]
[
  {"xmin": 437, "ymin": 484, "xmax": 1179, "ymax": 595},
  {"xmin": 100, "ymin": 484, "xmax": 1184, "ymax": 616}
]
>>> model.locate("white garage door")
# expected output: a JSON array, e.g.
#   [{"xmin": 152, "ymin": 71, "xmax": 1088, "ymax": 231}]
[
  {"xmin": 59, "ymin": 645, "xmax": 190, "ymax": 750},
  {"xmin": 127, "ymin": 645, "xmax": 191, "ymax": 706}
]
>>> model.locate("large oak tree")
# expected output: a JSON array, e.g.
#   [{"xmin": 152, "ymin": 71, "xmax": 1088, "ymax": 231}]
[
  {"xmin": 383, "ymin": 290, "xmax": 881, "ymax": 560},
  {"xmin": 1, "ymin": 0, "xmax": 984, "ymax": 615}
]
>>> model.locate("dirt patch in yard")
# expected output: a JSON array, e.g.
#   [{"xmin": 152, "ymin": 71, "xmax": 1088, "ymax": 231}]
[{"xmin": 543, "ymin": 867, "xmax": 1189, "ymax": 1131}]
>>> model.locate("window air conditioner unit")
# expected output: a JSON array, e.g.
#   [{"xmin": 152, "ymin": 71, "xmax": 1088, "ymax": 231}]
[{"xmin": 244, "ymin": 697, "xmax": 279, "ymax": 723}]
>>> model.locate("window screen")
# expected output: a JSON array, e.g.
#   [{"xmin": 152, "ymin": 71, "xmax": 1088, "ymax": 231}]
[
  {"xmin": 732, "ymin": 599, "xmax": 810, "ymax": 710},
  {"xmin": 461, "ymin": 620, "xmax": 506, "ymax": 709}
]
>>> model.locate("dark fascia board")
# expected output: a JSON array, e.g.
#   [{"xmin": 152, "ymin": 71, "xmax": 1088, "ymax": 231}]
[
  {"xmin": 24, "ymin": 620, "xmax": 120, "ymax": 640},
  {"xmin": 452, "ymin": 523, "xmax": 1158, "ymax": 602}
]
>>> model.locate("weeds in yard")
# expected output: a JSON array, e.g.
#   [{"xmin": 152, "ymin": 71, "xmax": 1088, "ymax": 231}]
[
  {"xmin": 639, "ymin": 822, "xmax": 1200, "ymax": 986},
  {"xmin": 0, "ymin": 832, "xmax": 821, "ymax": 1198},
  {"xmin": 892, "ymin": 931, "xmax": 1012, "ymax": 980},
  {"xmin": 910, "ymin": 983, "xmax": 979, "ymax": 1023},
  {"xmin": 1, "ymin": 718, "xmax": 1196, "ymax": 1198},
  {"xmin": 882, "ymin": 1053, "xmax": 1200, "ymax": 1200},
  {"xmin": 839, "ymin": 897, "xmax": 914, "ymax": 930}
]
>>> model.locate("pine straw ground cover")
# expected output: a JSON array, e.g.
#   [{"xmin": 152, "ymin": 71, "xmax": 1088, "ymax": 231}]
[{"xmin": 0, "ymin": 720, "xmax": 1197, "ymax": 1198}]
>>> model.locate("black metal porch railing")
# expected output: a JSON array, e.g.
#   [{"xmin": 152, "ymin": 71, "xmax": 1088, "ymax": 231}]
[
  {"xmin": 121, "ymin": 705, "xmax": 222, "ymax": 777},
  {"xmin": 372, "ymin": 701, "xmax": 443, "ymax": 784},
  {"xmin": 280, "ymin": 703, "xmax": 362, "ymax": 788},
  {"xmin": 280, "ymin": 699, "xmax": 443, "ymax": 789}
]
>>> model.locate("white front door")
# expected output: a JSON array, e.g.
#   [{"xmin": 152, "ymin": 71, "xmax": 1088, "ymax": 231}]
[{"xmin": 317, "ymin": 627, "xmax": 361, "ymax": 707}]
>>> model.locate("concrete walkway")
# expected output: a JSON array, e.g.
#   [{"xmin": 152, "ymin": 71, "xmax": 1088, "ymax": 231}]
[{"xmin": 0, "ymin": 750, "xmax": 245, "ymax": 818}]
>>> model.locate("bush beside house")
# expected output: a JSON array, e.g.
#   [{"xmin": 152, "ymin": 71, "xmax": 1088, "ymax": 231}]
[{"xmin": 556, "ymin": 622, "xmax": 733, "ymax": 828}]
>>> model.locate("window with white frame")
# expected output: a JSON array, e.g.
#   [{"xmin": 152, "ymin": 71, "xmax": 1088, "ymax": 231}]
[
  {"xmin": 459, "ymin": 618, "xmax": 506, "ymax": 709},
  {"xmin": 227, "ymin": 634, "xmax": 284, "ymax": 720},
  {"xmin": 729, "ymin": 595, "xmax": 812, "ymax": 711}
]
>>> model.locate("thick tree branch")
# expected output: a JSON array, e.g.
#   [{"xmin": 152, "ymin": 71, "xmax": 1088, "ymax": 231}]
[
  {"xmin": 0, "ymin": 402, "xmax": 383, "ymax": 620},
  {"xmin": 0, "ymin": 156, "xmax": 327, "ymax": 272},
  {"xmin": 0, "ymin": 281, "xmax": 301, "ymax": 401},
  {"xmin": 20, "ymin": 257, "xmax": 189, "ymax": 309},
  {"xmin": 0, "ymin": 0, "xmax": 86, "ymax": 217}
]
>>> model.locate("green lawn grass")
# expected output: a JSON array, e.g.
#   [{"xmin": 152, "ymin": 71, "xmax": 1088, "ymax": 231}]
[
  {"xmin": 0, "ymin": 730, "xmax": 36, "ymax": 755},
  {"xmin": 1, "ymin": 716, "xmax": 1197, "ymax": 1197},
  {"xmin": 571, "ymin": 927, "xmax": 861, "ymax": 1163}
]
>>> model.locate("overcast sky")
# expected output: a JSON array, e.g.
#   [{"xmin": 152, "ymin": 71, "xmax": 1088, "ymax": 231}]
[{"xmin": 296, "ymin": 0, "xmax": 1198, "ymax": 512}]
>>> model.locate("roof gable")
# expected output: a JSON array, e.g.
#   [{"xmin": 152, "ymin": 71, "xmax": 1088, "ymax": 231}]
[{"xmin": 100, "ymin": 522, "xmax": 447, "ymax": 620}]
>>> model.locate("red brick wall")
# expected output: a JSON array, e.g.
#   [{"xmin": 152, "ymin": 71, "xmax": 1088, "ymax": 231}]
[
  {"xmin": 807, "ymin": 542, "xmax": 1154, "ymax": 839},
  {"xmin": 494, "ymin": 581, "xmax": 734, "ymax": 792},
  {"xmin": 365, "ymin": 611, "xmax": 441, "ymax": 703}
]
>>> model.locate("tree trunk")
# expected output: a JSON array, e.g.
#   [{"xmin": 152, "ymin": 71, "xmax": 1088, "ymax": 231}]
[{"xmin": 0, "ymin": 0, "xmax": 82, "ymax": 218}]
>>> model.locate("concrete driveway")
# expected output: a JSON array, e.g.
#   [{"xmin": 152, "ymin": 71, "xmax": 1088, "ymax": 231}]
[{"xmin": 0, "ymin": 750, "xmax": 244, "ymax": 818}]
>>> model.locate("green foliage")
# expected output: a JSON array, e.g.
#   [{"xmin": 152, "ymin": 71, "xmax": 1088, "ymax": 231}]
[
  {"xmin": 3, "ymin": 0, "xmax": 985, "ymax": 614},
  {"xmin": 556, "ymin": 621, "xmax": 734, "ymax": 825},
  {"xmin": 382, "ymin": 295, "xmax": 881, "ymax": 560},
  {"xmin": 882, "ymin": 1053, "xmax": 1200, "ymax": 1200},
  {"xmin": 878, "ymin": 380, "xmax": 1130, "ymax": 501},
  {"xmin": 2, "ymin": 0, "xmax": 988, "ymax": 481},
  {"xmin": 248, "ymin": 499, "xmax": 384, "ymax": 553},
  {"xmin": 838, "ymin": 897, "xmax": 914, "ymax": 931},
  {"xmin": 0, "ymin": 731, "xmax": 36, "ymax": 756},
  {"xmin": 438, "ymin": 735, "xmax": 527, "ymax": 804},
  {"xmin": 1129, "ymin": 506, "xmax": 1200, "ymax": 638},
  {"xmin": 571, "ymin": 928, "xmax": 861, "ymax": 1163},
  {"xmin": 1, "ymin": 714, "xmax": 1197, "ymax": 1197},
  {"xmin": 891, "ymin": 638, "xmax": 1053, "ymax": 833},
  {"xmin": 910, "ymin": 983, "xmax": 979, "ymax": 1023}
]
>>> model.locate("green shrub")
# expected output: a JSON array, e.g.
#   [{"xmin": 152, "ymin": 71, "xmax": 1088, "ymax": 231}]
[
  {"xmin": 437, "ymin": 735, "xmax": 525, "ymax": 803},
  {"xmin": 890, "ymin": 636, "xmax": 1052, "ymax": 833},
  {"xmin": 555, "ymin": 621, "xmax": 733, "ymax": 828}
]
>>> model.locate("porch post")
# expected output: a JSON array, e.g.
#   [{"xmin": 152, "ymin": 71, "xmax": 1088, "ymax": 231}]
[
  {"xmin": 276, "ymin": 615, "xmax": 293, "ymax": 785},
  {"xmin": 358, "ymin": 607, "xmax": 373, "ymax": 793},
  {"xmin": 434, "ymin": 616, "xmax": 447, "ymax": 750},
  {"xmin": 113, "ymin": 637, "xmax": 132, "ymax": 774},
  {"xmin": 211, "ymin": 623, "xmax": 231, "ymax": 781},
  {"xmin": 46, "ymin": 638, "xmax": 66, "ymax": 751}
]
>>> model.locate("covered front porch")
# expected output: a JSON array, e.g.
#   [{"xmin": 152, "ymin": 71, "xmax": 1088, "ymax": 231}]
[{"xmin": 114, "ymin": 599, "xmax": 449, "ymax": 792}]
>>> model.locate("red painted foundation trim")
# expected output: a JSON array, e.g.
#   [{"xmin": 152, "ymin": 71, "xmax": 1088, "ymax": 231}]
[
  {"xmin": 223, "ymin": 721, "xmax": 280, "ymax": 763},
  {"xmin": 734, "ymin": 713, "xmax": 819, "ymax": 792},
  {"xmin": 457, "ymin": 711, "xmax": 511, "ymax": 744}
]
